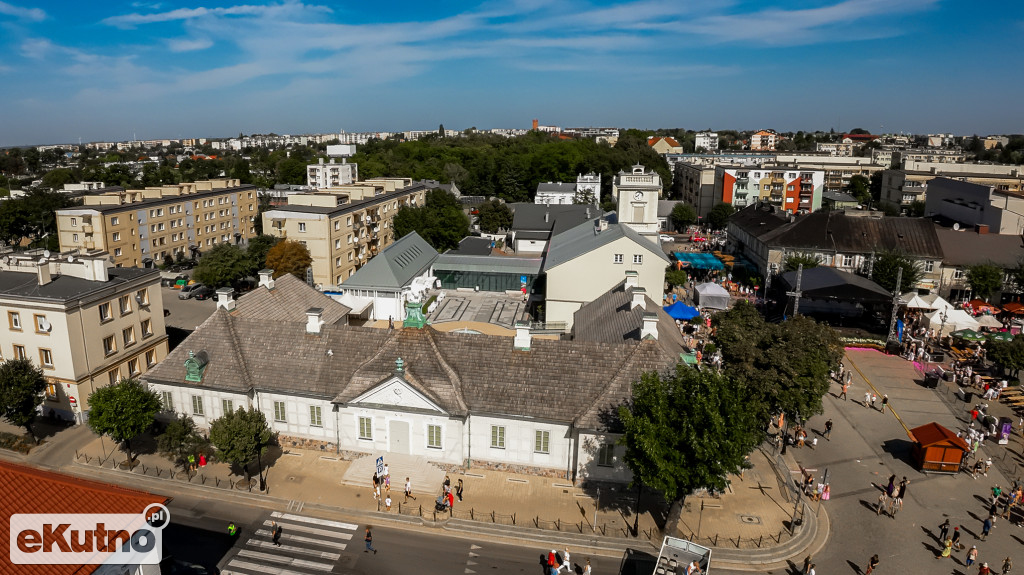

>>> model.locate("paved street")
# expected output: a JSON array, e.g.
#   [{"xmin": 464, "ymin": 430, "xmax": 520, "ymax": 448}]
[{"xmin": 714, "ymin": 348, "xmax": 1019, "ymax": 575}]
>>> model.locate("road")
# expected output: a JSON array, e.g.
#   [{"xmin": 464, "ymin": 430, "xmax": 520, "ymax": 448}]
[{"xmin": 163, "ymin": 491, "xmax": 626, "ymax": 575}]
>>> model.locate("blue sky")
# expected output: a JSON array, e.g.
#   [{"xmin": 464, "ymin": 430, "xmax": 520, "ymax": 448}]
[{"xmin": 0, "ymin": 0, "xmax": 1021, "ymax": 147}]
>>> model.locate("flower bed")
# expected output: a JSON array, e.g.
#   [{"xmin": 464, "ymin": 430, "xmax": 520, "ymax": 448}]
[
  {"xmin": 0, "ymin": 431, "xmax": 36, "ymax": 454},
  {"xmin": 841, "ymin": 337, "xmax": 887, "ymax": 351}
]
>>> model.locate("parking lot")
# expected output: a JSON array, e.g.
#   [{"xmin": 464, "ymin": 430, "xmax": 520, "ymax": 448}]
[{"xmin": 160, "ymin": 284, "xmax": 218, "ymax": 331}]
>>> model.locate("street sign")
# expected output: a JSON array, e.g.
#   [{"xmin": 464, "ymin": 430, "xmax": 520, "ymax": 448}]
[
  {"xmin": 375, "ymin": 456, "xmax": 384, "ymax": 476},
  {"xmin": 520, "ymin": 275, "xmax": 527, "ymax": 284}
]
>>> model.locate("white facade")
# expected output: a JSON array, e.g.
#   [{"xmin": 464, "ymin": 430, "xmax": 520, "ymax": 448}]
[
  {"xmin": 613, "ymin": 165, "xmax": 662, "ymax": 241},
  {"xmin": 694, "ymin": 132, "xmax": 719, "ymax": 152},
  {"xmin": 307, "ymin": 158, "xmax": 358, "ymax": 189}
]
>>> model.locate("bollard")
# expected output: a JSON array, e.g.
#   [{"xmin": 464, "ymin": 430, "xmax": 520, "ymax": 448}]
[
  {"xmin": 491, "ymin": 510, "xmax": 495, "ymax": 523},
  {"xmin": 758, "ymin": 535, "xmax": 763, "ymax": 548},
  {"xmin": 512, "ymin": 513, "xmax": 516, "ymax": 526},
  {"xmin": 215, "ymin": 477, "xmax": 219, "ymax": 487},
  {"xmin": 713, "ymin": 534, "xmax": 718, "ymax": 546},
  {"xmin": 201, "ymin": 474, "xmax": 206, "ymax": 485},
  {"xmin": 470, "ymin": 508, "xmax": 474, "ymax": 520}
]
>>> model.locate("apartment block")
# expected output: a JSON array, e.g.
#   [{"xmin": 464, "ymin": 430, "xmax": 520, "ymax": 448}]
[
  {"xmin": 749, "ymin": 130, "xmax": 778, "ymax": 151},
  {"xmin": 880, "ymin": 164, "xmax": 1024, "ymax": 207},
  {"xmin": 774, "ymin": 156, "xmax": 884, "ymax": 194},
  {"xmin": 0, "ymin": 250, "xmax": 168, "ymax": 422},
  {"xmin": 57, "ymin": 179, "xmax": 259, "ymax": 268},
  {"xmin": 694, "ymin": 132, "xmax": 719, "ymax": 152},
  {"xmin": 674, "ymin": 162, "xmax": 718, "ymax": 217},
  {"xmin": 263, "ymin": 181, "xmax": 430, "ymax": 289},
  {"xmin": 307, "ymin": 158, "xmax": 359, "ymax": 189},
  {"xmin": 715, "ymin": 165, "xmax": 825, "ymax": 213},
  {"xmin": 815, "ymin": 141, "xmax": 855, "ymax": 157}
]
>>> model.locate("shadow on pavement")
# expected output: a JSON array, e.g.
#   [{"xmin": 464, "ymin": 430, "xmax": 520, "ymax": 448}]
[
  {"xmin": 617, "ymin": 548, "xmax": 658, "ymax": 575},
  {"xmin": 880, "ymin": 438, "xmax": 917, "ymax": 467}
]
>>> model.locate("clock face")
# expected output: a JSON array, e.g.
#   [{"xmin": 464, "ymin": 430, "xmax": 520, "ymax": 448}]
[{"xmin": 633, "ymin": 191, "xmax": 644, "ymax": 201}]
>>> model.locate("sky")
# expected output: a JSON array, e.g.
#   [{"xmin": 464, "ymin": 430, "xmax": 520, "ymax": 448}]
[{"xmin": 0, "ymin": 0, "xmax": 1021, "ymax": 147}]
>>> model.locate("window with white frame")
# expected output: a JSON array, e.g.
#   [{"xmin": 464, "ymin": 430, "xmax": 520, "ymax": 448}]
[
  {"xmin": 298, "ymin": 222, "xmax": 306, "ymax": 232},
  {"xmin": 310, "ymin": 406, "xmax": 323, "ymax": 427},
  {"xmin": 192, "ymin": 395, "xmax": 204, "ymax": 416},
  {"xmin": 427, "ymin": 424, "xmax": 442, "ymax": 449},
  {"xmin": 358, "ymin": 416, "xmax": 373, "ymax": 440},
  {"xmin": 273, "ymin": 401, "xmax": 287, "ymax": 422},
  {"xmin": 535, "ymin": 430, "xmax": 550, "ymax": 454},
  {"xmin": 490, "ymin": 425, "xmax": 505, "ymax": 449},
  {"xmin": 633, "ymin": 254, "xmax": 643, "ymax": 264},
  {"xmin": 161, "ymin": 391, "xmax": 173, "ymax": 411},
  {"xmin": 613, "ymin": 254, "xmax": 623, "ymax": 264},
  {"xmin": 924, "ymin": 261, "xmax": 934, "ymax": 273},
  {"xmin": 842, "ymin": 255, "xmax": 854, "ymax": 267},
  {"xmin": 953, "ymin": 268, "xmax": 964, "ymax": 279},
  {"xmin": 597, "ymin": 444, "xmax": 615, "ymax": 467}
]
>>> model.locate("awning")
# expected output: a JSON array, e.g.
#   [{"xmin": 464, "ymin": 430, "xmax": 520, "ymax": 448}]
[
  {"xmin": 671, "ymin": 252, "xmax": 725, "ymax": 270},
  {"xmin": 336, "ymin": 294, "xmax": 374, "ymax": 316}
]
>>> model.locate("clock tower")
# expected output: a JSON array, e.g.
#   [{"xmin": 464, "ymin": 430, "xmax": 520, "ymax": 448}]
[{"xmin": 613, "ymin": 164, "xmax": 662, "ymax": 243}]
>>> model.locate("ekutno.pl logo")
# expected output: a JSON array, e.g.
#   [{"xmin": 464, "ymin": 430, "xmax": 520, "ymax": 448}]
[{"xmin": 9, "ymin": 503, "xmax": 170, "ymax": 565}]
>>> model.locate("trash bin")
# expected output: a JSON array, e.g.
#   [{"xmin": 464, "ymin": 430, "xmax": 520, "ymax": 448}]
[
  {"xmin": 963, "ymin": 391, "xmax": 974, "ymax": 403},
  {"xmin": 886, "ymin": 340, "xmax": 901, "ymax": 355},
  {"xmin": 925, "ymin": 374, "xmax": 940, "ymax": 389}
]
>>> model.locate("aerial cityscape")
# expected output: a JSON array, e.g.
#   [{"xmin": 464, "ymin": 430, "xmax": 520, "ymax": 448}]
[{"xmin": 1, "ymin": 1, "xmax": 1023, "ymax": 575}]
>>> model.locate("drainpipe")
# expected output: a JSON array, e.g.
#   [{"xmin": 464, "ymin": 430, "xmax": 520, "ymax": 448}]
[
  {"xmin": 334, "ymin": 404, "xmax": 340, "ymax": 455},
  {"xmin": 466, "ymin": 414, "xmax": 472, "ymax": 469},
  {"xmin": 77, "ymin": 299, "xmax": 92, "ymax": 425}
]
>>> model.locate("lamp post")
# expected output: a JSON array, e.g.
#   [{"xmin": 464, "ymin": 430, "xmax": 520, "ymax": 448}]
[
  {"xmin": 255, "ymin": 432, "xmax": 266, "ymax": 492},
  {"xmin": 939, "ymin": 311, "xmax": 948, "ymax": 342}
]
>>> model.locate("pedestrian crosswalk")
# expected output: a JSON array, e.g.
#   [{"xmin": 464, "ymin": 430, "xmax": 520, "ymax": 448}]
[{"xmin": 221, "ymin": 512, "xmax": 359, "ymax": 575}]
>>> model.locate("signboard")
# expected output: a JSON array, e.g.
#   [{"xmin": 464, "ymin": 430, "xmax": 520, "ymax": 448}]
[
  {"xmin": 520, "ymin": 275, "xmax": 528, "ymax": 284},
  {"xmin": 375, "ymin": 456, "xmax": 384, "ymax": 476}
]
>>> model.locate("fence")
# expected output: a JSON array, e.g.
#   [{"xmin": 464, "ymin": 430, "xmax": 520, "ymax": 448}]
[{"xmin": 74, "ymin": 449, "xmax": 258, "ymax": 492}]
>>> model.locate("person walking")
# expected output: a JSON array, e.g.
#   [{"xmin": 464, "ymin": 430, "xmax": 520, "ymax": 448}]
[
  {"xmin": 870, "ymin": 394, "xmax": 878, "ymax": 409},
  {"xmin": 980, "ymin": 562, "xmax": 992, "ymax": 575},
  {"xmin": 876, "ymin": 492, "xmax": 889, "ymax": 516},
  {"xmin": 881, "ymin": 394, "xmax": 889, "ymax": 414},
  {"xmin": 1002, "ymin": 556, "xmax": 1012, "ymax": 574},
  {"xmin": 840, "ymin": 381, "xmax": 849, "ymax": 400},
  {"xmin": 824, "ymin": 419, "xmax": 833, "ymax": 440},
  {"xmin": 364, "ymin": 526, "xmax": 377, "ymax": 554},
  {"xmin": 952, "ymin": 526, "xmax": 964, "ymax": 550},
  {"xmin": 582, "ymin": 558, "xmax": 592, "ymax": 575},
  {"xmin": 227, "ymin": 522, "xmax": 238, "ymax": 537},
  {"xmin": 384, "ymin": 494, "xmax": 392, "ymax": 511},
  {"xmin": 939, "ymin": 518, "xmax": 950, "ymax": 542},
  {"xmin": 937, "ymin": 538, "xmax": 953, "ymax": 559},
  {"xmin": 271, "ymin": 521, "xmax": 282, "ymax": 547},
  {"xmin": 981, "ymin": 515, "xmax": 993, "ymax": 540},
  {"xmin": 547, "ymin": 550, "xmax": 559, "ymax": 575},
  {"xmin": 866, "ymin": 554, "xmax": 880, "ymax": 575},
  {"xmin": 557, "ymin": 548, "xmax": 571, "ymax": 574},
  {"xmin": 802, "ymin": 555, "xmax": 812, "ymax": 575},
  {"xmin": 404, "ymin": 477, "xmax": 416, "ymax": 502},
  {"xmin": 967, "ymin": 546, "xmax": 979, "ymax": 567},
  {"xmin": 456, "ymin": 478, "xmax": 464, "ymax": 502},
  {"xmin": 864, "ymin": 391, "xmax": 872, "ymax": 408}
]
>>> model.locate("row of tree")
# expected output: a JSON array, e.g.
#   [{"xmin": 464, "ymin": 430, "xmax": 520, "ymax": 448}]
[{"xmin": 191, "ymin": 237, "xmax": 312, "ymax": 288}]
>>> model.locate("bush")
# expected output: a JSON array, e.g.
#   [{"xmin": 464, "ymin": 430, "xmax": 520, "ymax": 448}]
[{"xmin": 0, "ymin": 430, "xmax": 36, "ymax": 454}]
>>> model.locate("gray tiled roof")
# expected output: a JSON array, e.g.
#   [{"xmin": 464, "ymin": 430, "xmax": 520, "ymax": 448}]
[
  {"xmin": 232, "ymin": 274, "xmax": 350, "ymax": 325},
  {"xmin": 145, "ymin": 311, "xmax": 677, "ymax": 430},
  {"xmin": 572, "ymin": 280, "xmax": 688, "ymax": 358},
  {"xmin": 0, "ymin": 266, "xmax": 157, "ymax": 303},
  {"xmin": 544, "ymin": 222, "xmax": 670, "ymax": 271},
  {"xmin": 536, "ymin": 182, "xmax": 577, "ymax": 194},
  {"xmin": 935, "ymin": 226, "xmax": 1024, "ymax": 268},
  {"xmin": 768, "ymin": 210, "xmax": 943, "ymax": 258},
  {"xmin": 340, "ymin": 232, "xmax": 438, "ymax": 289},
  {"xmin": 510, "ymin": 203, "xmax": 604, "ymax": 236}
]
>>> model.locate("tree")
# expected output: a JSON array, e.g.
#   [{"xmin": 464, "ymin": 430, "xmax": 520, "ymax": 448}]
[
  {"xmin": 209, "ymin": 407, "xmax": 273, "ymax": 480},
  {"xmin": 967, "ymin": 263, "xmax": 1005, "ymax": 301},
  {"xmin": 392, "ymin": 189, "xmax": 469, "ymax": 252},
  {"xmin": 669, "ymin": 203, "xmax": 697, "ymax": 230},
  {"xmin": 157, "ymin": 414, "xmax": 208, "ymax": 469},
  {"xmin": 619, "ymin": 365, "xmax": 762, "ymax": 503},
  {"xmin": 246, "ymin": 234, "xmax": 280, "ymax": 275},
  {"xmin": 847, "ymin": 175, "xmax": 871, "ymax": 204},
  {"xmin": 706, "ymin": 202, "xmax": 735, "ymax": 229},
  {"xmin": 193, "ymin": 243, "xmax": 250, "ymax": 288},
  {"xmin": 0, "ymin": 359, "xmax": 46, "ymax": 442},
  {"xmin": 41, "ymin": 168, "xmax": 77, "ymax": 191},
  {"xmin": 665, "ymin": 269, "xmax": 688, "ymax": 288},
  {"xmin": 476, "ymin": 199, "xmax": 513, "ymax": 234},
  {"xmin": 265, "ymin": 240, "xmax": 313, "ymax": 281},
  {"xmin": 783, "ymin": 252, "xmax": 821, "ymax": 272},
  {"xmin": 871, "ymin": 250, "xmax": 923, "ymax": 293},
  {"xmin": 986, "ymin": 337, "xmax": 1024, "ymax": 379},
  {"xmin": 908, "ymin": 200, "xmax": 926, "ymax": 217},
  {"xmin": 87, "ymin": 379, "xmax": 162, "ymax": 462}
]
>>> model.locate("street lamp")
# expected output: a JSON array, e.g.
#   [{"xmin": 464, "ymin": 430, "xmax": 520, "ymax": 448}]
[
  {"xmin": 255, "ymin": 431, "xmax": 266, "ymax": 492},
  {"xmin": 939, "ymin": 311, "xmax": 948, "ymax": 342}
]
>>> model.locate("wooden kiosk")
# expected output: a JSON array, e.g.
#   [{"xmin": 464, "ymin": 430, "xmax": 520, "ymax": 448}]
[{"xmin": 909, "ymin": 422, "xmax": 969, "ymax": 473}]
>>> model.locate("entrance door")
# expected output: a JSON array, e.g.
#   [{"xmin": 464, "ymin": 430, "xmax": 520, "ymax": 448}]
[{"xmin": 389, "ymin": 420, "xmax": 410, "ymax": 454}]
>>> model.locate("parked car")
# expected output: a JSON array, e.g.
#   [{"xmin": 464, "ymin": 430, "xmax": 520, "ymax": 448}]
[
  {"xmin": 191, "ymin": 286, "xmax": 216, "ymax": 300},
  {"xmin": 659, "ymin": 234, "xmax": 675, "ymax": 242},
  {"xmin": 178, "ymin": 283, "xmax": 204, "ymax": 300}
]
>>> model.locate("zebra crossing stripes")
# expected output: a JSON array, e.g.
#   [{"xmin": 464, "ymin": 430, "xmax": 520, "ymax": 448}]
[{"xmin": 221, "ymin": 511, "xmax": 359, "ymax": 575}]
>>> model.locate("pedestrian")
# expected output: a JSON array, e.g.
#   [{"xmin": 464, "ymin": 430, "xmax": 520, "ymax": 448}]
[
  {"xmin": 967, "ymin": 546, "xmax": 978, "ymax": 567},
  {"xmin": 802, "ymin": 555, "xmax": 812, "ymax": 575},
  {"xmin": 980, "ymin": 562, "xmax": 992, "ymax": 575},
  {"xmin": 840, "ymin": 382, "xmax": 849, "ymax": 400},
  {"xmin": 939, "ymin": 518, "xmax": 950, "ymax": 542},
  {"xmin": 447, "ymin": 490, "xmax": 455, "ymax": 512},
  {"xmin": 981, "ymin": 515, "xmax": 993, "ymax": 540},
  {"xmin": 456, "ymin": 478, "xmax": 464, "ymax": 502},
  {"xmin": 864, "ymin": 391, "xmax": 872, "ymax": 408},
  {"xmin": 364, "ymin": 526, "xmax": 377, "ymax": 554},
  {"xmin": 686, "ymin": 559, "xmax": 702, "ymax": 574},
  {"xmin": 557, "ymin": 548, "xmax": 571, "ymax": 574},
  {"xmin": 952, "ymin": 526, "xmax": 963, "ymax": 550},
  {"xmin": 896, "ymin": 478, "xmax": 908, "ymax": 509},
  {"xmin": 188, "ymin": 454, "xmax": 196, "ymax": 472},
  {"xmin": 199, "ymin": 453, "xmax": 207, "ymax": 467},
  {"xmin": 937, "ymin": 538, "xmax": 952, "ymax": 559},
  {"xmin": 372, "ymin": 473, "xmax": 380, "ymax": 499},
  {"xmin": 271, "ymin": 521, "xmax": 281, "ymax": 547},
  {"xmin": 405, "ymin": 477, "xmax": 416, "ymax": 502},
  {"xmin": 881, "ymin": 394, "xmax": 889, "ymax": 414},
  {"xmin": 547, "ymin": 550, "xmax": 559, "ymax": 575},
  {"xmin": 886, "ymin": 475, "xmax": 896, "ymax": 498},
  {"xmin": 227, "ymin": 522, "xmax": 238, "ymax": 537},
  {"xmin": 870, "ymin": 394, "xmax": 877, "ymax": 409},
  {"xmin": 877, "ymin": 492, "xmax": 889, "ymax": 516},
  {"xmin": 383, "ymin": 463, "xmax": 390, "ymax": 491},
  {"xmin": 846, "ymin": 370, "xmax": 853, "ymax": 386},
  {"xmin": 583, "ymin": 558, "xmax": 592, "ymax": 575},
  {"xmin": 384, "ymin": 494, "xmax": 392, "ymax": 511},
  {"xmin": 824, "ymin": 419, "xmax": 833, "ymax": 440},
  {"xmin": 443, "ymin": 475, "xmax": 451, "ymax": 494},
  {"xmin": 1002, "ymin": 557, "xmax": 1012, "ymax": 574},
  {"xmin": 807, "ymin": 565, "xmax": 815, "ymax": 575},
  {"xmin": 866, "ymin": 554, "xmax": 880, "ymax": 575}
]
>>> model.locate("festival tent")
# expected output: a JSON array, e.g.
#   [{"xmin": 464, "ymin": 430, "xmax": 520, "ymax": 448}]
[
  {"xmin": 967, "ymin": 299, "xmax": 1000, "ymax": 314},
  {"xmin": 926, "ymin": 308, "xmax": 979, "ymax": 335},
  {"xmin": 976, "ymin": 315, "xmax": 1004, "ymax": 330},
  {"xmin": 694, "ymin": 282, "xmax": 731, "ymax": 310},
  {"xmin": 1002, "ymin": 302, "xmax": 1024, "ymax": 315},
  {"xmin": 901, "ymin": 292, "xmax": 936, "ymax": 309},
  {"xmin": 920, "ymin": 294, "xmax": 954, "ymax": 313},
  {"xmin": 671, "ymin": 252, "xmax": 725, "ymax": 270},
  {"xmin": 663, "ymin": 302, "xmax": 700, "ymax": 320}
]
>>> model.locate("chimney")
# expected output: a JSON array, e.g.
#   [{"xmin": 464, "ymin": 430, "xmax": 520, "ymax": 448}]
[
  {"xmin": 258, "ymin": 269, "xmax": 275, "ymax": 290},
  {"xmin": 976, "ymin": 224, "xmax": 989, "ymax": 235},
  {"xmin": 641, "ymin": 312, "xmax": 659, "ymax": 340},
  {"xmin": 306, "ymin": 307, "xmax": 324, "ymax": 334},
  {"xmin": 36, "ymin": 261, "xmax": 52, "ymax": 286},
  {"xmin": 319, "ymin": 158, "xmax": 325, "ymax": 164},
  {"xmin": 329, "ymin": 158, "xmax": 335, "ymax": 164},
  {"xmin": 625, "ymin": 270, "xmax": 640, "ymax": 289},
  {"xmin": 631, "ymin": 287, "xmax": 647, "ymax": 309},
  {"xmin": 513, "ymin": 321, "xmax": 532, "ymax": 351},
  {"xmin": 215, "ymin": 287, "xmax": 236, "ymax": 311}
]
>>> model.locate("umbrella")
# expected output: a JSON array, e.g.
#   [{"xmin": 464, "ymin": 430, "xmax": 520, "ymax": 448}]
[
  {"xmin": 663, "ymin": 302, "xmax": 700, "ymax": 320},
  {"xmin": 968, "ymin": 299, "xmax": 999, "ymax": 313},
  {"xmin": 1003, "ymin": 302, "xmax": 1024, "ymax": 315},
  {"xmin": 986, "ymin": 332, "xmax": 1014, "ymax": 342},
  {"xmin": 952, "ymin": 329, "xmax": 985, "ymax": 341}
]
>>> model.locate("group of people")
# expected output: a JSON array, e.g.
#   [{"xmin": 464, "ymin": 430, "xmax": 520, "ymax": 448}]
[
  {"xmin": 370, "ymin": 461, "xmax": 420, "ymax": 512},
  {"xmin": 545, "ymin": 548, "xmax": 591, "ymax": 575},
  {"xmin": 874, "ymin": 475, "xmax": 909, "ymax": 518}
]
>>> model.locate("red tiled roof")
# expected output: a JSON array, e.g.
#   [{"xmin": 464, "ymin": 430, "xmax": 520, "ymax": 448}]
[
  {"xmin": 647, "ymin": 136, "xmax": 681, "ymax": 148},
  {"xmin": 0, "ymin": 461, "xmax": 170, "ymax": 575},
  {"xmin": 909, "ymin": 422, "xmax": 968, "ymax": 450}
]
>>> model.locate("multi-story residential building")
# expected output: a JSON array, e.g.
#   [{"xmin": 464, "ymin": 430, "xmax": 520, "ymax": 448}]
[
  {"xmin": 534, "ymin": 173, "xmax": 600, "ymax": 205},
  {"xmin": 262, "ymin": 181, "xmax": 430, "ymax": 289},
  {"xmin": 307, "ymin": 158, "xmax": 359, "ymax": 189},
  {"xmin": 815, "ymin": 141, "xmax": 855, "ymax": 157},
  {"xmin": 674, "ymin": 162, "xmax": 717, "ymax": 217},
  {"xmin": 924, "ymin": 178, "xmax": 1024, "ymax": 235},
  {"xmin": 871, "ymin": 148, "xmax": 897, "ymax": 167},
  {"xmin": 935, "ymin": 225, "xmax": 1024, "ymax": 301},
  {"xmin": 774, "ymin": 156, "xmax": 884, "ymax": 194},
  {"xmin": 694, "ymin": 132, "xmax": 719, "ymax": 152},
  {"xmin": 880, "ymin": 164, "xmax": 1024, "ymax": 208},
  {"xmin": 714, "ymin": 165, "xmax": 825, "ymax": 213},
  {"xmin": 749, "ymin": 130, "xmax": 779, "ymax": 151},
  {"xmin": 893, "ymin": 149, "xmax": 967, "ymax": 165},
  {"xmin": 57, "ymin": 179, "xmax": 259, "ymax": 268},
  {"xmin": 0, "ymin": 250, "xmax": 168, "ymax": 423}
]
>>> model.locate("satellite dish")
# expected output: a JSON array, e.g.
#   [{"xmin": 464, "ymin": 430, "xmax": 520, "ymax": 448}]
[
  {"xmin": 39, "ymin": 319, "xmax": 51, "ymax": 332},
  {"xmin": 38, "ymin": 257, "xmax": 47, "ymax": 264},
  {"xmin": 67, "ymin": 256, "xmax": 74, "ymax": 263},
  {"xmin": 953, "ymin": 223, "xmax": 960, "ymax": 231},
  {"xmin": 43, "ymin": 250, "xmax": 50, "ymax": 258}
]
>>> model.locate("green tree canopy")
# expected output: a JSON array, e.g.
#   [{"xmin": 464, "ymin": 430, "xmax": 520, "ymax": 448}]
[
  {"xmin": 209, "ymin": 407, "xmax": 273, "ymax": 480},
  {"xmin": 665, "ymin": 269, "xmax": 688, "ymax": 288},
  {"xmin": 783, "ymin": 252, "xmax": 821, "ymax": 272},
  {"xmin": 265, "ymin": 240, "xmax": 313, "ymax": 281},
  {"xmin": 245, "ymin": 234, "xmax": 280, "ymax": 275},
  {"xmin": 986, "ymin": 337, "xmax": 1024, "ymax": 378},
  {"xmin": 0, "ymin": 359, "xmax": 46, "ymax": 441},
  {"xmin": 87, "ymin": 378, "xmax": 162, "ymax": 462},
  {"xmin": 157, "ymin": 414, "xmax": 208, "ymax": 469},
  {"xmin": 619, "ymin": 365, "xmax": 762, "ymax": 502},
  {"xmin": 670, "ymin": 203, "xmax": 697, "ymax": 230},
  {"xmin": 706, "ymin": 202, "xmax": 735, "ymax": 229},
  {"xmin": 871, "ymin": 249, "xmax": 923, "ymax": 293},
  {"xmin": 966, "ymin": 263, "xmax": 1005, "ymax": 301},
  {"xmin": 41, "ymin": 168, "xmax": 78, "ymax": 190},
  {"xmin": 392, "ymin": 189, "xmax": 469, "ymax": 251},
  {"xmin": 193, "ymin": 243, "xmax": 251, "ymax": 288},
  {"xmin": 476, "ymin": 199, "xmax": 513, "ymax": 234},
  {"xmin": 847, "ymin": 175, "xmax": 871, "ymax": 204}
]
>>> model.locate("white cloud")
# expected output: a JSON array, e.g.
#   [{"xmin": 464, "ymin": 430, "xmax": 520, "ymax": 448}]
[
  {"xmin": 167, "ymin": 37, "xmax": 213, "ymax": 52},
  {"xmin": 0, "ymin": 1, "xmax": 46, "ymax": 22},
  {"xmin": 103, "ymin": 2, "xmax": 330, "ymax": 29}
]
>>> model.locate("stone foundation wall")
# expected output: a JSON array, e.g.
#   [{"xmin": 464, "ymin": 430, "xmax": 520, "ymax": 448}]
[
  {"xmin": 432, "ymin": 459, "xmax": 568, "ymax": 480},
  {"xmin": 278, "ymin": 434, "xmax": 369, "ymax": 461}
]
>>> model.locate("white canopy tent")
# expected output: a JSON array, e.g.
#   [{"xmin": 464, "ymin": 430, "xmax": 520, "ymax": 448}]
[
  {"xmin": 926, "ymin": 308, "xmax": 979, "ymax": 335},
  {"xmin": 920, "ymin": 294, "xmax": 954, "ymax": 313},
  {"xmin": 694, "ymin": 282, "xmax": 731, "ymax": 310},
  {"xmin": 901, "ymin": 292, "xmax": 935, "ymax": 309},
  {"xmin": 976, "ymin": 315, "xmax": 1004, "ymax": 329}
]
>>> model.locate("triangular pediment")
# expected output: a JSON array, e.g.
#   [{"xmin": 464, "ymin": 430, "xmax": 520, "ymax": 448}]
[{"xmin": 349, "ymin": 376, "xmax": 447, "ymax": 414}]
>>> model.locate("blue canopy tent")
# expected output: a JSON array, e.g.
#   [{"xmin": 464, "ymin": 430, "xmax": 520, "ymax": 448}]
[
  {"xmin": 671, "ymin": 252, "xmax": 725, "ymax": 270},
  {"xmin": 664, "ymin": 301, "xmax": 700, "ymax": 320}
]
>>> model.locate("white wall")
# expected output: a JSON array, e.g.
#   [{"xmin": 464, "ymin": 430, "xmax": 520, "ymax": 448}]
[
  {"xmin": 467, "ymin": 415, "xmax": 571, "ymax": 472},
  {"xmin": 576, "ymin": 432, "xmax": 633, "ymax": 483}
]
